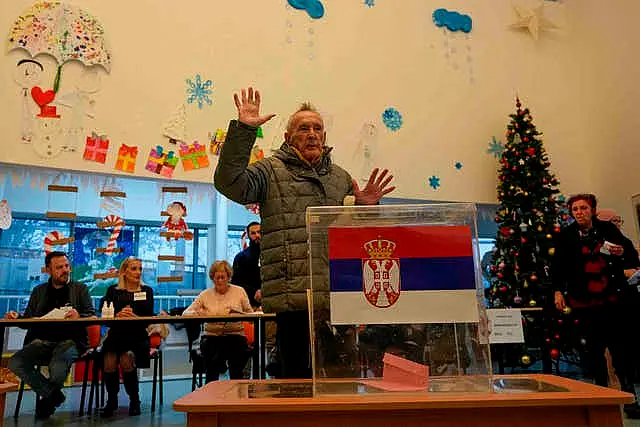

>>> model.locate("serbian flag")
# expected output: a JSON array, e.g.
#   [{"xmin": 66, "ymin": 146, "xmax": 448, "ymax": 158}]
[{"xmin": 328, "ymin": 225, "xmax": 479, "ymax": 325}]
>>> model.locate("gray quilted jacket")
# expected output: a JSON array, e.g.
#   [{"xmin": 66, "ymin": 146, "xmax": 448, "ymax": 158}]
[{"xmin": 214, "ymin": 120, "xmax": 353, "ymax": 313}]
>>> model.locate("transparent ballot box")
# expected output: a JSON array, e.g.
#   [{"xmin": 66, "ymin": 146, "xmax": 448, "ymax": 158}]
[{"xmin": 306, "ymin": 203, "xmax": 492, "ymax": 395}]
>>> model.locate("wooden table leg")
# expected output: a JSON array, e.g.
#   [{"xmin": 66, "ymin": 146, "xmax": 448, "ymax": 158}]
[{"xmin": 587, "ymin": 405, "xmax": 623, "ymax": 427}]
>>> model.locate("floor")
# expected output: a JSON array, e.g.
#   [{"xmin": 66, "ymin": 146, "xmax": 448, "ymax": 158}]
[{"xmin": 3, "ymin": 378, "xmax": 640, "ymax": 426}]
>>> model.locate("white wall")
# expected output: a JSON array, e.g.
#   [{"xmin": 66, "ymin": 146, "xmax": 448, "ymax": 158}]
[{"xmin": 0, "ymin": 0, "xmax": 638, "ymax": 239}]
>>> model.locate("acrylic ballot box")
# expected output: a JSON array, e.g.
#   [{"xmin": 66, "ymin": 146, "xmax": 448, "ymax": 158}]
[{"xmin": 305, "ymin": 203, "xmax": 492, "ymax": 395}]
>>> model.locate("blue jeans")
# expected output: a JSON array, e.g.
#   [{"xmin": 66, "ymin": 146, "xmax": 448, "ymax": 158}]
[{"xmin": 8, "ymin": 339, "xmax": 79, "ymax": 398}]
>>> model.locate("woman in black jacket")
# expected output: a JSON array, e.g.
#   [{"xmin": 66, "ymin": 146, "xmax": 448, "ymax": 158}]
[
  {"xmin": 553, "ymin": 194, "xmax": 640, "ymax": 418},
  {"xmin": 100, "ymin": 257, "xmax": 154, "ymax": 417}
]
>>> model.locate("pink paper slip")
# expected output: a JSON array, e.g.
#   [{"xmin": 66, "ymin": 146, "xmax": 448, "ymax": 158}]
[{"xmin": 363, "ymin": 353, "xmax": 429, "ymax": 392}]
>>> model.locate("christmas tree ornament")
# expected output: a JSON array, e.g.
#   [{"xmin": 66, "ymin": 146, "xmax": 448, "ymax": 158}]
[
  {"xmin": 523, "ymin": 280, "xmax": 529, "ymax": 288},
  {"xmin": 521, "ymin": 354, "xmax": 532, "ymax": 366},
  {"xmin": 548, "ymin": 247, "xmax": 555, "ymax": 256},
  {"xmin": 519, "ymin": 222, "xmax": 528, "ymax": 232},
  {"xmin": 574, "ymin": 319, "xmax": 579, "ymax": 325},
  {"xmin": 514, "ymin": 295, "xmax": 522, "ymax": 304},
  {"xmin": 580, "ymin": 338, "xmax": 586, "ymax": 346},
  {"xmin": 554, "ymin": 334, "xmax": 560, "ymax": 340},
  {"xmin": 529, "ymin": 299, "xmax": 537, "ymax": 307},
  {"xmin": 558, "ymin": 319, "xmax": 563, "ymax": 324},
  {"xmin": 546, "ymin": 234, "xmax": 552, "ymax": 239},
  {"xmin": 550, "ymin": 349, "xmax": 560, "ymax": 359},
  {"xmin": 545, "ymin": 338, "xmax": 551, "ymax": 343},
  {"xmin": 499, "ymin": 262, "xmax": 505, "ymax": 269},
  {"xmin": 562, "ymin": 306, "xmax": 571, "ymax": 315},
  {"xmin": 530, "ymin": 274, "xmax": 537, "ymax": 281}
]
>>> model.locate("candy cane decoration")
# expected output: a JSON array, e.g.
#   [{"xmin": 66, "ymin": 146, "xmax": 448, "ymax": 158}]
[
  {"xmin": 97, "ymin": 215, "xmax": 125, "ymax": 254},
  {"xmin": 44, "ymin": 231, "xmax": 74, "ymax": 255}
]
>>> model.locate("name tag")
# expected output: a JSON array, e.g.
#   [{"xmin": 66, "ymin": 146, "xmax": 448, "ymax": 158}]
[{"xmin": 134, "ymin": 292, "xmax": 147, "ymax": 301}]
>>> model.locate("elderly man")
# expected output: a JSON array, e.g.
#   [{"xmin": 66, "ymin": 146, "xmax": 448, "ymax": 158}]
[{"xmin": 215, "ymin": 87, "xmax": 395, "ymax": 378}]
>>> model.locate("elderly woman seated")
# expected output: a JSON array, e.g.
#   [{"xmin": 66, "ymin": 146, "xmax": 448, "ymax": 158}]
[{"xmin": 183, "ymin": 260, "xmax": 253, "ymax": 383}]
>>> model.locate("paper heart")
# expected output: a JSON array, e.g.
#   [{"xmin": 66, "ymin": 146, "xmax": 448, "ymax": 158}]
[{"xmin": 31, "ymin": 86, "xmax": 55, "ymax": 107}]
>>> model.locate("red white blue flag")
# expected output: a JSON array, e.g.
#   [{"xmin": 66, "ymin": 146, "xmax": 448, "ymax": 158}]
[{"xmin": 328, "ymin": 225, "xmax": 479, "ymax": 325}]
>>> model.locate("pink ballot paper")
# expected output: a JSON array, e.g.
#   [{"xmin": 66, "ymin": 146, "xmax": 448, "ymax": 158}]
[{"xmin": 363, "ymin": 353, "xmax": 429, "ymax": 391}]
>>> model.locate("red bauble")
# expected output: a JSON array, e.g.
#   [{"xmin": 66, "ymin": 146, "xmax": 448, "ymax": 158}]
[
  {"xmin": 525, "ymin": 148, "xmax": 535, "ymax": 156},
  {"xmin": 495, "ymin": 216, "xmax": 501, "ymax": 223},
  {"xmin": 562, "ymin": 214, "xmax": 568, "ymax": 221},
  {"xmin": 515, "ymin": 151, "xmax": 520, "ymax": 156},
  {"xmin": 558, "ymin": 319, "xmax": 563, "ymax": 324},
  {"xmin": 499, "ymin": 285, "xmax": 507, "ymax": 292},
  {"xmin": 550, "ymin": 349, "xmax": 560, "ymax": 359},
  {"xmin": 490, "ymin": 266, "xmax": 497, "ymax": 272},
  {"xmin": 574, "ymin": 319, "xmax": 579, "ymax": 325},
  {"xmin": 554, "ymin": 334, "xmax": 560, "ymax": 340},
  {"xmin": 514, "ymin": 252, "xmax": 519, "ymax": 257},
  {"xmin": 554, "ymin": 226, "xmax": 561, "ymax": 233},
  {"xmin": 545, "ymin": 338, "xmax": 551, "ymax": 343},
  {"xmin": 530, "ymin": 274, "xmax": 538, "ymax": 281},
  {"xmin": 522, "ymin": 137, "xmax": 529, "ymax": 142},
  {"xmin": 497, "ymin": 273, "xmax": 504, "ymax": 279},
  {"xmin": 512, "ymin": 166, "xmax": 517, "ymax": 171},
  {"xmin": 521, "ymin": 237, "xmax": 527, "ymax": 244}
]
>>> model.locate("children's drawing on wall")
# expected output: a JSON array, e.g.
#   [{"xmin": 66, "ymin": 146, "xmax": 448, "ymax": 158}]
[
  {"xmin": 487, "ymin": 136, "xmax": 505, "ymax": 158},
  {"xmin": 162, "ymin": 201, "xmax": 192, "ymax": 241},
  {"xmin": 13, "ymin": 59, "xmax": 43, "ymax": 143},
  {"xmin": 352, "ymin": 122, "xmax": 378, "ymax": 186},
  {"xmin": 186, "ymin": 74, "xmax": 213, "ymax": 109},
  {"xmin": 209, "ymin": 129, "xmax": 227, "ymax": 155},
  {"xmin": 428, "ymin": 175, "xmax": 441, "ymax": 190},
  {"xmin": 454, "ymin": 161, "xmax": 463, "ymax": 171},
  {"xmin": 431, "ymin": 8, "xmax": 474, "ymax": 84},
  {"xmin": 7, "ymin": 2, "xmax": 111, "ymax": 153},
  {"xmin": 54, "ymin": 69, "xmax": 102, "ymax": 153},
  {"xmin": 83, "ymin": 132, "xmax": 109, "ymax": 164},
  {"xmin": 364, "ymin": 0, "xmax": 375, "ymax": 8},
  {"xmin": 284, "ymin": 2, "xmax": 320, "ymax": 61},
  {"xmin": 163, "ymin": 104, "xmax": 188, "ymax": 144}
]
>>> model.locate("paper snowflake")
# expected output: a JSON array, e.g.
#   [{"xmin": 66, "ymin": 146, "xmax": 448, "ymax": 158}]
[
  {"xmin": 428, "ymin": 175, "xmax": 441, "ymax": 190},
  {"xmin": 382, "ymin": 107, "xmax": 403, "ymax": 131},
  {"xmin": 186, "ymin": 74, "xmax": 213, "ymax": 109},
  {"xmin": 364, "ymin": 0, "xmax": 375, "ymax": 7},
  {"xmin": 487, "ymin": 136, "xmax": 504, "ymax": 158},
  {"xmin": 455, "ymin": 161, "xmax": 463, "ymax": 170}
]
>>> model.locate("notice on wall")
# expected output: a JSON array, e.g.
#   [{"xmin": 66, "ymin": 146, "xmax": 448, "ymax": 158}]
[{"xmin": 487, "ymin": 309, "xmax": 525, "ymax": 344}]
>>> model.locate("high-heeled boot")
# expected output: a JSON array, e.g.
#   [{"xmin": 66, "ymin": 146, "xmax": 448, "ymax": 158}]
[
  {"xmin": 100, "ymin": 372, "xmax": 120, "ymax": 418},
  {"xmin": 122, "ymin": 370, "xmax": 141, "ymax": 416}
]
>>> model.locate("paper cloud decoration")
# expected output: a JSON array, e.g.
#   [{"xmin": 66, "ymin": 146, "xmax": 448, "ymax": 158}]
[
  {"xmin": 288, "ymin": 0, "xmax": 325, "ymax": 19},
  {"xmin": 433, "ymin": 8, "xmax": 472, "ymax": 33}
]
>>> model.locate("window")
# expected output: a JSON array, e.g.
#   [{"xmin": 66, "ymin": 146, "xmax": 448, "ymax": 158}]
[{"xmin": 227, "ymin": 228, "xmax": 244, "ymax": 264}]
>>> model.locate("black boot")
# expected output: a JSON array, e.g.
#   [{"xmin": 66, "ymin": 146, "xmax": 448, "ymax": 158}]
[
  {"xmin": 100, "ymin": 372, "xmax": 120, "ymax": 418},
  {"xmin": 122, "ymin": 370, "xmax": 141, "ymax": 416}
]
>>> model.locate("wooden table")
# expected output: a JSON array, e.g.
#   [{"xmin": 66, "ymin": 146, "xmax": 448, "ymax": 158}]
[
  {"xmin": 173, "ymin": 374, "xmax": 633, "ymax": 427},
  {"xmin": 0, "ymin": 382, "xmax": 18, "ymax": 426},
  {"xmin": 0, "ymin": 313, "xmax": 275, "ymax": 379}
]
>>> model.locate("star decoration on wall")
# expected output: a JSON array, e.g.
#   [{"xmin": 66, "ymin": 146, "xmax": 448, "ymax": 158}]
[
  {"xmin": 428, "ymin": 175, "xmax": 441, "ymax": 190},
  {"xmin": 454, "ymin": 161, "xmax": 463, "ymax": 170},
  {"xmin": 510, "ymin": 3, "xmax": 558, "ymax": 41}
]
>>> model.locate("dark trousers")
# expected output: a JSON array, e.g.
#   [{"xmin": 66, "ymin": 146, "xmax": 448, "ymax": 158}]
[
  {"xmin": 575, "ymin": 303, "xmax": 636, "ymax": 395},
  {"xmin": 200, "ymin": 335, "xmax": 249, "ymax": 383},
  {"xmin": 8, "ymin": 339, "xmax": 78, "ymax": 398},
  {"xmin": 276, "ymin": 310, "xmax": 311, "ymax": 379}
]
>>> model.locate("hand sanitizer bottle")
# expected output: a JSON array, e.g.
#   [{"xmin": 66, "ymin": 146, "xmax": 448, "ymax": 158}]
[{"xmin": 102, "ymin": 302, "xmax": 114, "ymax": 318}]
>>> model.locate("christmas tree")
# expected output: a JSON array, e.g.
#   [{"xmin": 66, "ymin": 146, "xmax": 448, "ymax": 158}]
[
  {"xmin": 487, "ymin": 97, "xmax": 570, "ymax": 368},
  {"xmin": 162, "ymin": 104, "xmax": 187, "ymax": 144}
]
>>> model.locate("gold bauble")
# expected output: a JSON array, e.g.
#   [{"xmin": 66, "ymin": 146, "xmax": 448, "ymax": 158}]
[
  {"xmin": 548, "ymin": 247, "xmax": 555, "ymax": 256},
  {"xmin": 521, "ymin": 355, "xmax": 531, "ymax": 365},
  {"xmin": 562, "ymin": 306, "xmax": 572, "ymax": 315},
  {"xmin": 546, "ymin": 234, "xmax": 552, "ymax": 239},
  {"xmin": 537, "ymin": 225, "xmax": 543, "ymax": 232},
  {"xmin": 529, "ymin": 299, "xmax": 537, "ymax": 307}
]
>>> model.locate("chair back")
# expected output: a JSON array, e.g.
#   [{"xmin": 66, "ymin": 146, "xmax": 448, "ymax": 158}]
[
  {"xmin": 243, "ymin": 322, "xmax": 255, "ymax": 347},
  {"xmin": 149, "ymin": 333, "xmax": 162, "ymax": 349},
  {"xmin": 87, "ymin": 324, "xmax": 101, "ymax": 348}
]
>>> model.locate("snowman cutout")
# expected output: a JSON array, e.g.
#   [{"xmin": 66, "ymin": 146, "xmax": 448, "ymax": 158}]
[
  {"xmin": 13, "ymin": 59, "xmax": 44, "ymax": 143},
  {"xmin": 32, "ymin": 116, "xmax": 64, "ymax": 159}
]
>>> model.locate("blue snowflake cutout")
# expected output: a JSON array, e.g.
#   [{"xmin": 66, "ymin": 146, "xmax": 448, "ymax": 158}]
[
  {"xmin": 487, "ymin": 136, "xmax": 504, "ymax": 158},
  {"xmin": 454, "ymin": 161, "xmax": 463, "ymax": 170},
  {"xmin": 382, "ymin": 107, "xmax": 403, "ymax": 131},
  {"xmin": 364, "ymin": 0, "xmax": 375, "ymax": 7},
  {"xmin": 428, "ymin": 175, "xmax": 441, "ymax": 190},
  {"xmin": 186, "ymin": 74, "xmax": 213, "ymax": 109}
]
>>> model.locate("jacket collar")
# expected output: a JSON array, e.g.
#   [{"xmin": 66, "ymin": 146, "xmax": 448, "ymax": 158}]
[{"xmin": 274, "ymin": 142, "xmax": 333, "ymax": 174}]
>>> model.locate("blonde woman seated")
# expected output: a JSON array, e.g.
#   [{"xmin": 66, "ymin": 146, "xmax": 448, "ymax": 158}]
[
  {"xmin": 101, "ymin": 257, "xmax": 154, "ymax": 417},
  {"xmin": 184, "ymin": 260, "xmax": 253, "ymax": 383}
]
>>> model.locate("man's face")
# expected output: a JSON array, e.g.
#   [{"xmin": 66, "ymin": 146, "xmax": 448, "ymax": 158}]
[
  {"xmin": 47, "ymin": 255, "xmax": 70, "ymax": 286},
  {"xmin": 571, "ymin": 200, "xmax": 594, "ymax": 228},
  {"xmin": 285, "ymin": 111, "xmax": 326, "ymax": 164},
  {"xmin": 248, "ymin": 224, "xmax": 261, "ymax": 244}
]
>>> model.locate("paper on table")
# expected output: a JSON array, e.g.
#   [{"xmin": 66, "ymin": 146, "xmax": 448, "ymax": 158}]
[
  {"xmin": 363, "ymin": 353, "xmax": 429, "ymax": 392},
  {"xmin": 40, "ymin": 306, "xmax": 71, "ymax": 319}
]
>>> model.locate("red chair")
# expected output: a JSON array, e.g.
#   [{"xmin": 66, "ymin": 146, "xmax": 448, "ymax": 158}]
[{"xmin": 149, "ymin": 333, "xmax": 164, "ymax": 412}]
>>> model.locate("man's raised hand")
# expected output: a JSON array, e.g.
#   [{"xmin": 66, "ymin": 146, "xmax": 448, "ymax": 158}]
[{"xmin": 234, "ymin": 87, "xmax": 276, "ymax": 128}]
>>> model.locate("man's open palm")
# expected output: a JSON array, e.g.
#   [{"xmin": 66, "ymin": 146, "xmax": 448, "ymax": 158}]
[
  {"xmin": 354, "ymin": 168, "xmax": 395, "ymax": 205},
  {"xmin": 234, "ymin": 87, "xmax": 276, "ymax": 128}
]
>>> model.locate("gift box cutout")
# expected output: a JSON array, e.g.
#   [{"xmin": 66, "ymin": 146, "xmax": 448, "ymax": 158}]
[
  {"xmin": 115, "ymin": 144, "xmax": 138, "ymax": 173},
  {"xmin": 83, "ymin": 132, "xmax": 109, "ymax": 164},
  {"xmin": 180, "ymin": 142, "xmax": 209, "ymax": 171},
  {"xmin": 209, "ymin": 129, "xmax": 226, "ymax": 155}
]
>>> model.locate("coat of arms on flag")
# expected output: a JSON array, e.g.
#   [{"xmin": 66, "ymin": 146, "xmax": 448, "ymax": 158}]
[{"xmin": 363, "ymin": 237, "xmax": 400, "ymax": 308}]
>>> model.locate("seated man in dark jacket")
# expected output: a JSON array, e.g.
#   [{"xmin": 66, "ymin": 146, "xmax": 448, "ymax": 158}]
[{"xmin": 5, "ymin": 251, "xmax": 95, "ymax": 419}]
